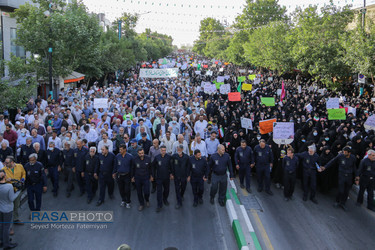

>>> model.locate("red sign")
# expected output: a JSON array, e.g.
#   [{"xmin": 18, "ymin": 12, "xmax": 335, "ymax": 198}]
[{"xmin": 228, "ymin": 92, "xmax": 241, "ymax": 101}]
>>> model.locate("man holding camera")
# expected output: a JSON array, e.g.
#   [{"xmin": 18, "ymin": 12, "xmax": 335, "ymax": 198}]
[
  {"xmin": 3, "ymin": 156, "xmax": 26, "ymax": 233},
  {"xmin": 0, "ymin": 169, "xmax": 20, "ymax": 249}
]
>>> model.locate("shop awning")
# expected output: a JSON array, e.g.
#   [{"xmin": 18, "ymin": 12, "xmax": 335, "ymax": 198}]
[{"xmin": 64, "ymin": 71, "xmax": 85, "ymax": 83}]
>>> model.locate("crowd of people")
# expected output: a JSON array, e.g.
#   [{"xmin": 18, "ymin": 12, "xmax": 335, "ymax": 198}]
[{"xmin": 0, "ymin": 52, "xmax": 375, "ymax": 249}]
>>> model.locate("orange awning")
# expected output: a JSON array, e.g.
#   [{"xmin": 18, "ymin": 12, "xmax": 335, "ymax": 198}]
[{"xmin": 64, "ymin": 71, "xmax": 85, "ymax": 83}]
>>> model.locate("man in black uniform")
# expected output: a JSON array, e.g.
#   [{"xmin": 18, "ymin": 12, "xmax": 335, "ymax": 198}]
[
  {"xmin": 113, "ymin": 145, "xmax": 133, "ymax": 208},
  {"xmin": 83, "ymin": 146, "xmax": 99, "ymax": 204},
  {"xmin": 62, "ymin": 142, "xmax": 75, "ymax": 197},
  {"xmin": 138, "ymin": 132, "xmax": 152, "ymax": 155},
  {"xmin": 24, "ymin": 153, "xmax": 47, "ymax": 211},
  {"xmin": 74, "ymin": 140, "xmax": 88, "ymax": 196},
  {"xmin": 131, "ymin": 148, "xmax": 152, "ymax": 211},
  {"xmin": 171, "ymin": 145, "xmax": 190, "ymax": 209},
  {"xmin": 188, "ymin": 149, "xmax": 208, "ymax": 207},
  {"xmin": 209, "ymin": 144, "xmax": 234, "ymax": 206},
  {"xmin": 234, "ymin": 140, "xmax": 254, "ymax": 193},
  {"xmin": 253, "ymin": 139, "xmax": 274, "ymax": 195},
  {"xmin": 152, "ymin": 145, "xmax": 172, "ymax": 212},
  {"xmin": 355, "ymin": 149, "xmax": 375, "ymax": 212},
  {"xmin": 46, "ymin": 141, "xmax": 61, "ymax": 197},
  {"xmin": 295, "ymin": 145, "xmax": 321, "ymax": 204},
  {"xmin": 322, "ymin": 146, "xmax": 356, "ymax": 210},
  {"xmin": 96, "ymin": 145, "xmax": 116, "ymax": 206},
  {"xmin": 282, "ymin": 148, "xmax": 299, "ymax": 201}
]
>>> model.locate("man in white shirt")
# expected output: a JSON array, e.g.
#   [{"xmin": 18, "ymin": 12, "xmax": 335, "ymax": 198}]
[
  {"xmin": 97, "ymin": 132, "xmax": 113, "ymax": 153},
  {"xmin": 172, "ymin": 134, "xmax": 189, "ymax": 155},
  {"xmin": 194, "ymin": 115, "xmax": 208, "ymax": 138},
  {"xmin": 81, "ymin": 125, "xmax": 98, "ymax": 143},
  {"xmin": 190, "ymin": 133, "xmax": 207, "ymax": 157},
  {"xmin": 160, "ymin": 131, "xmax": 175, "ymax": 155},
  {"xmin": 48, "ymin": 131, "xmax": 62, "ymax": 150}
]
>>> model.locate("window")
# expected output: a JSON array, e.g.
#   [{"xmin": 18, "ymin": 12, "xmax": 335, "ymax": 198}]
[{"xmin": 10, "ymin": 28, "xmax": 25, "ymax": 58}]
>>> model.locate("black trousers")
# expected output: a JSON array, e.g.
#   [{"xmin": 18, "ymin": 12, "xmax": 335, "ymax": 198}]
[
  {"xmin": 174, "ymin": 177, "xmax": 187, "ymax": 205},
  {"xmin": 135, "ymin": 176, "xmax": 150, "ymax": 206},
  {"xmin": 191, "ymin": 177, "xmax": 204, "ymax": 203},
  {"xmin": 156, "ymin": 178, "xmax": 170, "ymax": 208},
  {"xmin": 336, "ymin": 173, "xmax": 352, "ymax": 205},
  {"xmin": 210, "ymin": 174, "xmax": 227, "ymax": 202},
  {"xmin": 303, "ymin": 169, "xmax": 317, "ymax": 199},
  {"xmin": 117, "ymin": 174, "xmax": 131, "ymax": 203},
  {"xmin": 357, "ymin": 176, "xmax": 374, "ymax": 209},
  {"xmin": 99, "ymin": 174, "xmax": 114, "ymax": 202},
  {"xmin": 0, "ymin": 211, "xmax": 12, "ymax": 249},
  {"xmin": 283, "ymin": 171, "xmax": 296, "ymax": 198}
]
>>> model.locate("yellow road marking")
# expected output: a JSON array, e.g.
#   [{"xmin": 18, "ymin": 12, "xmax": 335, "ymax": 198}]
[{"xmin": 251, "ymin": 209, "xmax": 274, "ymax": 250}]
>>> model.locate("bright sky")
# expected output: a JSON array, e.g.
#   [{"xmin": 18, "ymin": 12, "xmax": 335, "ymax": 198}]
[{"xmin": 81, "ymin": 0, "xmax": 375, "ymax": 46}]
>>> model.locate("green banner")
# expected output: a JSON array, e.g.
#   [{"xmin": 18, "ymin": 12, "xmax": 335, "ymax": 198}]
[
  {"xmin": 214, "ymin": 80, "xmax": 223, "ymax": 89},
  {"xmin": 328, "ymin": 109, "xmax": 346, "ymax": 120},
  {"xmin": 238, "ymin": 76, "xmax": 246, "ymax": 83},
  {"xmin": 261, "ymin": 97, "xmax": 275, "ymax": 106},
  {"xmin": 248, "ymin": 74, "xmax": 256, "ymax": 80}
]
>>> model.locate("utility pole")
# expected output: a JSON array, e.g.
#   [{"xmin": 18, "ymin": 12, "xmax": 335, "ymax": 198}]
[
  {"xmin": 48, "ymin": 1, "xmax": 54, "ymax": 100},
  {"xmin": 362, "ymin": 0, "xmax": 366, "ymax": 30}
]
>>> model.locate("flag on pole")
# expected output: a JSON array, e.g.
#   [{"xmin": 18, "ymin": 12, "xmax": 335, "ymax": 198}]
[
  {"xmin": 237, "ymin": 82, "xmax": 242, "ymax": 92},
  {"xmin": 280, "ymin": 80, "xmax": 286, "ymax": 102},
  {"xmin": 219, "ymin": 127, "xmax": 224, "ymax": 138}
]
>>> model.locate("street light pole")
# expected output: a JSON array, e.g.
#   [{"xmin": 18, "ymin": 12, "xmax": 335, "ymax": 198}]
[
  {"xmin": 362, "ymin": 0, "xmax": 366, "ymax": 30},
  {"xmin": 48, "ymin": 1, "xmax": 53, "ymax": 100}
]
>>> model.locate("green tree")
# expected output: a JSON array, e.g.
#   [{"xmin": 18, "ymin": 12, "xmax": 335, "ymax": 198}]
[{"xmin": 290, "ymin": 3, "xmax": 354, "ymax": 84}]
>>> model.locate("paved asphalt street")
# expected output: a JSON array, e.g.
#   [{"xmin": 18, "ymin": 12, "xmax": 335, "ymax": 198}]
[
  {"xmin": 236, "ymin": 176, "xmax": 375, "ymax": 250},
  {"xmin": 13, "ymin": 177, "xmax": 237, "ymax": 250}
]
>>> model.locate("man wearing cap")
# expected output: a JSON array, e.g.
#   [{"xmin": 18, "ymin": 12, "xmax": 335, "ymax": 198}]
[
  {"xmin": 138, "ymin": 132, "xmax": 152, "ymax": 155},
  {"xmin": 127, "ymin": 137, "xmax": 141, "ymax": 156},
  {"xmin": 235, "ymin": 140, "xmax": 255, "ymax": 193},
  {"xmin": 152, "ymin": 145, "xmax": 173, "ymax": 212},
  {"xmin": 253, "ymin": 139, "xmax": 274, "ymax": 196},
  {"xmin": 209, "ymin": 144, "xmax": 234, "ymax": 206},
  {"xmin": 46, "ymin": 141, "xmax": 62, "ymax": 197},
  {"xmin": 355, "ymin": 149, "xmax": 375, "ymax": 212},
  {"xmin": 188, "ymin": 149, "xmax": 208, "ymax": 207},
  {"xmin": 24, "ymin": 153, "xmax": 47, "ymax": 211},
  {"xmin": 295, "ymin": 145, "xmax": 321, "ymax": 204},
  {"xmin": 322, "ymin": 146, "xmax": 356, "ymax": 210},
  {"xmin": 171, "ymin": 145, "xmax": 190, "ymax": 209}
]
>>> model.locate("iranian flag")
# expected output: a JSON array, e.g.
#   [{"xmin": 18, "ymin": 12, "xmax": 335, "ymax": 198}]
[{"xmin": 219, "ymin": 127, "xmax": 224, "ymax": 138}]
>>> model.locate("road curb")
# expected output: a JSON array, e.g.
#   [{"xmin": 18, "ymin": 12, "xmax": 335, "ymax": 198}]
[{"xmin": 224, "ymin": 175, "xmax": 262, "ymax": 250}]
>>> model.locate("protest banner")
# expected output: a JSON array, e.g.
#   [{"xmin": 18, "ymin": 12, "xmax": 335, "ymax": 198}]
[
  {"xmin": 238, "ymin": 76, "xmax": 246, "ymax": 83},
  {"xmin": 214, "ymin": 81, "xmax": 223, "ymax": 89},
  {"xmin": 241, "ymin": 117, "xmax": 253, "ymax": 130},
  {"xmin": 328, "ymin": 109, "xmax": 346, "ymax": 120},
  {"xmin": 94, "ymin": 98, "xmax": 108, "ymax": 109},
  {"xmin": 347, "ymin": 107, "xmax": 356, "ymax": 116},
  {"xmin": 206, "ymin": 71, "xmax": 213, "ymax": 76},
  {"xmin": 254, "ymin": 78, "xmax": 261, "ymax": 85},
  {"xmin": 273, "ymin": 122, "xmax": 294, "ymax": 144},
  {"xmin": 259, "ymin": 119, "xmax": 277, "ymax": 134},
  {"xmin": 217, "ymin": 76, "xmax": 225, "ymax": 83},
  {"xmin": 261, "ymin": 97, "xmax": 275, "ymax": 106},
  {"xmin": 139, "ymin": 68, "xmax": 178, "ymax": 78},
  {"xmin": 228, "ymin": 92, "xmax": 241, "ymax": 101},
  {"xmin": 195, "ymin": 71, "xmax": 201, "ymax": 75},
  {"xmin": 242, "ymin": 84, "xmax": 252, "ymax": 91},
  {"xmin": 364, "ymin": 115, "xmax": 375, "ymax": 131},
  {"xmin": 204, "ymin": 83, "xmax": 216, "ymax": 94},
  {"xmin": 277, "ymin": 89, "xmax": 282, "ymax": 96},
  {"xmin": 248, "ymin": 74, "xmax": 256, "ymax": 80},
  {"xmin": 220, "ymin": 84, "xmax": 230, "ymax": 94},
  {"xmin": 326, "ymin": 98, "xmax": 340, "ymax": 109}
]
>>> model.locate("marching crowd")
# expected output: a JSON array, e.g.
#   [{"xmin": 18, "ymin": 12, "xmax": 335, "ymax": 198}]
[{"xmin": 0, "ymin": 53, "xmax": 375, "ymax": 248}]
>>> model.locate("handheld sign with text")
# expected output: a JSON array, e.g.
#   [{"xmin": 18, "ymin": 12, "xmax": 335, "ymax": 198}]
[
  {"xmin": 220, "ymin": 84, "xmax": 230, "ymax": 94},
  {"xmin": 259, "ymin": 118, "xmax": 277, "ymax": 134},
  {"xmin": 273, "ymin": 122, "xmax": 294, "ymax": 144},
  {"xmin": 94, "ymin": 98, "xmax": 108, "ymax": 109},
  {"xmin": 326, "ymin": 98, "xmax": 340, "ymax": 109},
  {"xmin": 261, "ymin": 97, "xmax": 275, "ymax": 106},
  {"xmin": 364, "ymin": 115, "xmax": 375, "ymax": 131},
  {"xmin": 139, "ymin": 68, "xmax": 178, "ymax": 78},
  {"xmin": 248, "ymin": 74, "xmax": 256, "ymax": 80},
  {"xmin": 242, "ymin": 84, "xmax": 252, "ymax": 91},
  {"xmin": 238, "ymin": 76, "xmax": 246, "ymax": 83},
  {"xmin": 328, "ymin": 109, "xmax": 346, "ymax": 120},
  {"xmin": 241, "ymin": 117, "xmax": 253, "ymax": 130},
  {"xmin": 228, "ymin": 92, "xmax": 241, "ymax": 102}
]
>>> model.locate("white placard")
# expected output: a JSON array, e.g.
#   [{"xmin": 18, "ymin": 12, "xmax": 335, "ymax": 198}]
[
  {"xmin": 139, "ymin": 68, "xmax": 178, "ymax": 78},
  {"xmin": 220, "ymin": 84, "xmax": 230, "ymax": 94},
  {"xmin": 94, "ymin": 98, "xmax": 108, "ymax": 109},
  {"xmin": 305, "ymin": 104, "xmax": 313, "ymax": 112},
  {"xmin": 201, "ymin": 81, "xmax": 210, "ymax": 88},
  {"xmin": 195, "ymin": 71, "xmax": 201, "ymax": 75},
  {"xmin": 326, "ymin": 98, "xmax": 340, "ymax": 109},
  {"xmin": 239, "ymin": 69, "xmax": 246, "ymax": 73},
  {"xmin": 224, "ymin": 75, "xmax": 230, "ymax": 80},
  {"xmin": 181, "ymin": 63, "xmax": 188, "ymax": 70},
  {"xmin": 219, "ymin": 68, "xmax": 224, "ymax": 72},
  {"xmin": 241, "ymin": 117, "xmax": 253, "ymax": 130},
  {"xmin": 298, "ymin": 85, "xmax": 302, "ymax": 93},
  {"xmin": 277, "ymin": 89, "xmax": 282, "ymax": 96},
  {"xmin": 204, "ymin": 83, "xmax": 216, "ymax": 94},
  {"xmin": 176, "ymin": 63, "xmax": 182, "ymax": 68},
  {"xmin": 254, "ymin": 78, "xmax": 261, "ymax": 85},
  {"xmin": 318, "ymin": 88, "xmax": 326, "ymax": 95},
  {"xmin": 358, "ymin": 74, "xmax": 366, "ymax": 83},
  {"xmin": 217, "ymin": 76, "xmax": 225, "ymax": 83},
  {"xmin": 365, "ymin": 115, "xmax": 375, "ymax": 131},
  {"xmin": 206, "ymin": 71, "xmax": 213, "ymax": 76},
  {"xmin": 273, "ymin": 122, "xmax": 294, "ymax": 144},
  {"xmin": 347, "ymin": 107, "xmax": 356, "ymax": 116}
]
